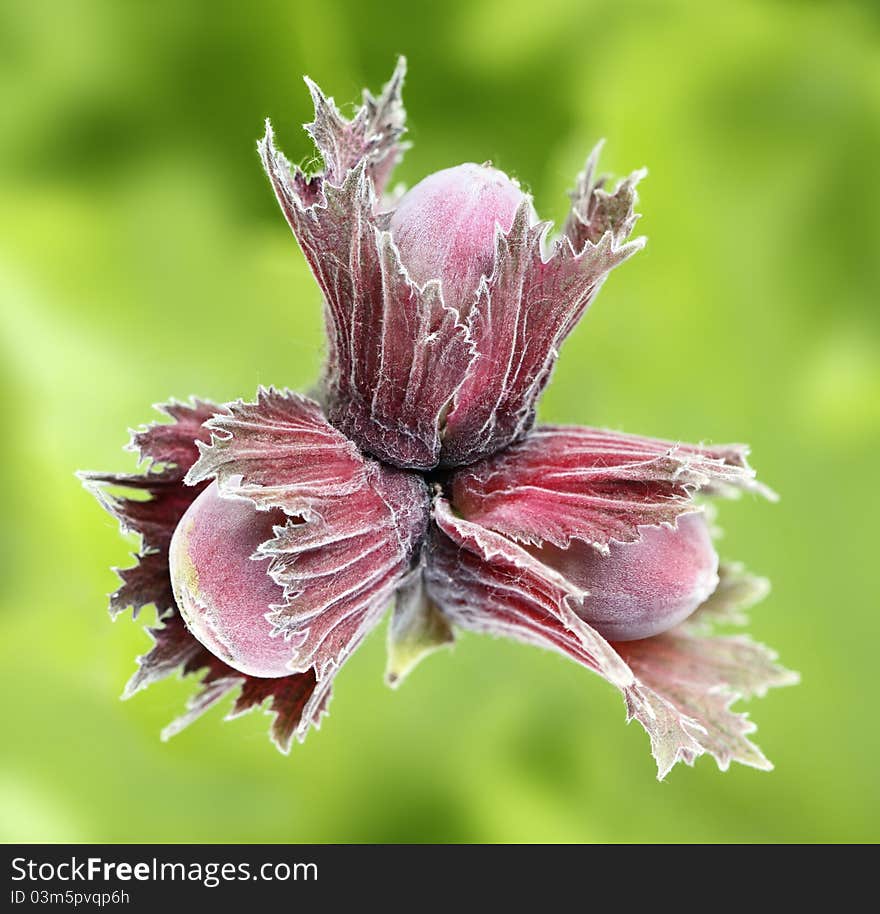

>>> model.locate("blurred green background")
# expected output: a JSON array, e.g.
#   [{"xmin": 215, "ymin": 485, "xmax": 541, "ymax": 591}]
[{"xmin": 2, "ymin": 0, "xmax": 878, "ymax": 844}]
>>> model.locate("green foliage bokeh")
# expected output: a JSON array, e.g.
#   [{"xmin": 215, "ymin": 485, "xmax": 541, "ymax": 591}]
[{"xmin": 1, "ymin": 0, "xmax": 878, "ymax": 843}]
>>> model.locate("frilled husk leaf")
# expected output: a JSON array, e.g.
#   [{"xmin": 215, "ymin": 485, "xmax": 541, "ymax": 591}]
[
  {"xmin": 303, "ymin": 55, "xmax": 407, "ymax": 195},
  {"xmin": 259, "ymin": 66, "xmax": 644, "ymax": 471},
  {"xmin": 186, "ymin": 387, "xmax": 430, "ymax": 723},
  {"xmin": 79, "ymin": 398, "xmax": 217, "ymax": 618},
  {"xmin": 126, "ymin": 611, "xmax": 326, "ymax": 752},
  {"xmin": 426, "ymin": 498, "xmax": 796, "ymax": 778},
  {"xmin": 451, "ymin": 425, "xmax": 776, "ymax": 553},
  {"xmin": 440, "ymin": 200, "xmax": 643, "ymax": 466},
  {"xmin": 564, "ymin": 141, "xmax": 646, "ymax": 251},
  {"xmin": 81, "ymin": 398, "xmax": 329, "ymax": 751}
]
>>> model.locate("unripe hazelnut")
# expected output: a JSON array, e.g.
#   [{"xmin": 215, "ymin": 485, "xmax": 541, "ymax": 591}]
[
  {"xmin": 533, "ymin": 512, "xmax": 719, "ymax": 641},
  {"xmin": 169, "ymin": 482, "xmax": 292, "ymax": 677},
  {"xmin": 390, "ymin": 163, "xmax": 529, "ymax": 311}
]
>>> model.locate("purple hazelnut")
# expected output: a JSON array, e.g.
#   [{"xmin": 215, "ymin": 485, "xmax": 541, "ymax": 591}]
[
  {"xmin": 533, "ymin": 512, "xmax": 720, "ymax": 641},
  {"xmin": 390, "ymin": 162, "xmax": 529, "ymax": 311},
  {"xmin": 169, "ymin": 481, "xmax": 293, "ymax": 677}
]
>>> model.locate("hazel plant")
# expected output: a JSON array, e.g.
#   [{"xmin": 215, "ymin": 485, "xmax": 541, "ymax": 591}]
[{"xmin": 82, "ymin": 59, "xmax": 796, "ymax": 778}]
